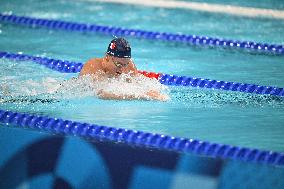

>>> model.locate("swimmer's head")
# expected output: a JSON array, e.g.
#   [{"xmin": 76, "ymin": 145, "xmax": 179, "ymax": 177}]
[{"xmin": 106, "ymin": 38, "xmax": 131, "ymax": 58}]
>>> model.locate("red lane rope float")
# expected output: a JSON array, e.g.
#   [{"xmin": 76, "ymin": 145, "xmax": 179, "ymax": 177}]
[{"xmin": 138, "ymin": 70, "xmax": 161, "ymax": 80}]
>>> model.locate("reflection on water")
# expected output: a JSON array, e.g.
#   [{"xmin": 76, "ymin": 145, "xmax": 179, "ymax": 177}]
[{"xmin": 171, "ymin": 86, "xmax": 284, "ymax": 108}]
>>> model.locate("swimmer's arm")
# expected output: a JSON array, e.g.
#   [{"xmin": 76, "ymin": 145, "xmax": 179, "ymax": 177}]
[
  {"xmin": 97, "ymin": 90, "xmax": 136, "ymax": 100},
  {"xmin": 129, "ymin": 63, "xmax": 170, "ymax": 101},
  {"xmin": 127, "ymin": 61, "xmax": 170, "ymax": 101},
  {"xmin": 97, "ymin": 90, "xmax": 169, "ymax": 101},
  {"xmin": 145, "ymin": 90, "xmax": 170, "ymax": 101}
]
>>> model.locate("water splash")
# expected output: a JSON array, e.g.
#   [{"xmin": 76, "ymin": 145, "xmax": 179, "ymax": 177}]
[
  {"xmin": 0, "ymin": 73, "xmax": 169, "ymax": 103},
  {"xmin": 55, "ymin": 73, "xmax": 169, "ymax": 100}
]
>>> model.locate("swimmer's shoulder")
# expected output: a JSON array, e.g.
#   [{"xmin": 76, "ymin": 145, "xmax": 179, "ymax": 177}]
[
  {"xmin": 85, "ymin": 58, "xmax": 103, "ymax": 67},
  {"xmin": 90, "ymin": 58, "xmax": 104, "ymax": 72},
  {"xmin": 80, "ymin": 57, "xmax": 104, "ymax": 76}
]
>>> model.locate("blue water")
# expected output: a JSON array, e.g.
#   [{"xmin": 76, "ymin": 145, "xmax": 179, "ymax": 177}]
[{"xmin": 0, "ymin": 0, "xmax": 284, "ymax": 153}]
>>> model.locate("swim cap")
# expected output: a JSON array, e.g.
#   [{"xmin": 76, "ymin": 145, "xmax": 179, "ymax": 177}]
[{"xmin": 106, "ymin": 38, "xmax": 131, "ymax": 58}]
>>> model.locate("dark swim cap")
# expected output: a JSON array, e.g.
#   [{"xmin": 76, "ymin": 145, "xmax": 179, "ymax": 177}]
[{"xmin": 106, "ymin": 38, "xmax": 131, "ymax": 58}]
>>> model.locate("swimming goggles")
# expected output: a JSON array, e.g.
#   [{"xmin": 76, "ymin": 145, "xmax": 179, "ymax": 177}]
[{"xmin": 113, "ymin": 61, "xmax": 130, "ymax": 68}]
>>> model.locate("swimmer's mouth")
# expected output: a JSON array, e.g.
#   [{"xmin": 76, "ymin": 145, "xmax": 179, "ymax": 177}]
[{"xmin": 116, "ymin": 71, "xmax": 122, "ymax": 75}]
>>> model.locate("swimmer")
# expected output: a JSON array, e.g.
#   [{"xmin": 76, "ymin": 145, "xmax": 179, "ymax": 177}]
[{"xmin": 79, "ymin": 37, "xmax": 169, "ymax": 101}]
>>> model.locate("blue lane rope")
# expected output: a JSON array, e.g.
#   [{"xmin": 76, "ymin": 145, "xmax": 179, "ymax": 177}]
[
  {"xmin": 0, "ymin": 51, "xmax": 83, "ymax": 73},
  {"xmin": 1, "ymin": 51, "xmax": 283, "ymax": 97},
  {"xmin": 0, "ymin": 109, "xmax": 283, "ymax": 167},
  {"xmin": 0, "ymin": 13, "xmax": 283, "ymax": 55}
]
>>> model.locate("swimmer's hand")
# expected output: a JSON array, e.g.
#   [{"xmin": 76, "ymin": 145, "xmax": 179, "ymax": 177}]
[
  {"xmin": 97, "ymin": 90, "xmax": 169, "ymax": 101},
  {"xmin": 145, "ymin": 90, "xmax": 170, "ymax": 101}
]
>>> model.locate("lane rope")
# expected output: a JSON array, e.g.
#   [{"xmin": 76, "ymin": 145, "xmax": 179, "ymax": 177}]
[
  {"xmin": 1, "ymin": 51, "xmax": 283, "ymax": 97},
  {"xmin": 0, "ymin": 109, "xmax": 283, "ymax": 167},
  {"xmin": 0, "ymin": 13, "xmax": 283, "ymax": 55}
]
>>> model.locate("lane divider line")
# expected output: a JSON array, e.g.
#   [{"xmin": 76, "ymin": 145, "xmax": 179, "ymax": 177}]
[{"xmin": 0, "ymin": 13, "xmax": 283, "ymax": 55}]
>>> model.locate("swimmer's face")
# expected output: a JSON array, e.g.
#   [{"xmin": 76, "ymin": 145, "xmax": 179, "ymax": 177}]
[{"xmin": 109, "ymin": 56, "xmax": 131, "ymax": 75}]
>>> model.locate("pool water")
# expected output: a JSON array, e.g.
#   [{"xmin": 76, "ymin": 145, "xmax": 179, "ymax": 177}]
[{"xmin": 0, "ymin": 0, "xmax": 284, "ymax": 153}]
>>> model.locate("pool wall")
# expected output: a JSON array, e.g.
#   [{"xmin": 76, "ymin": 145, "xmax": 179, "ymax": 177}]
[{"xmin": 0, "ymin": 110, "xmax": 284, "ymax": 189}]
